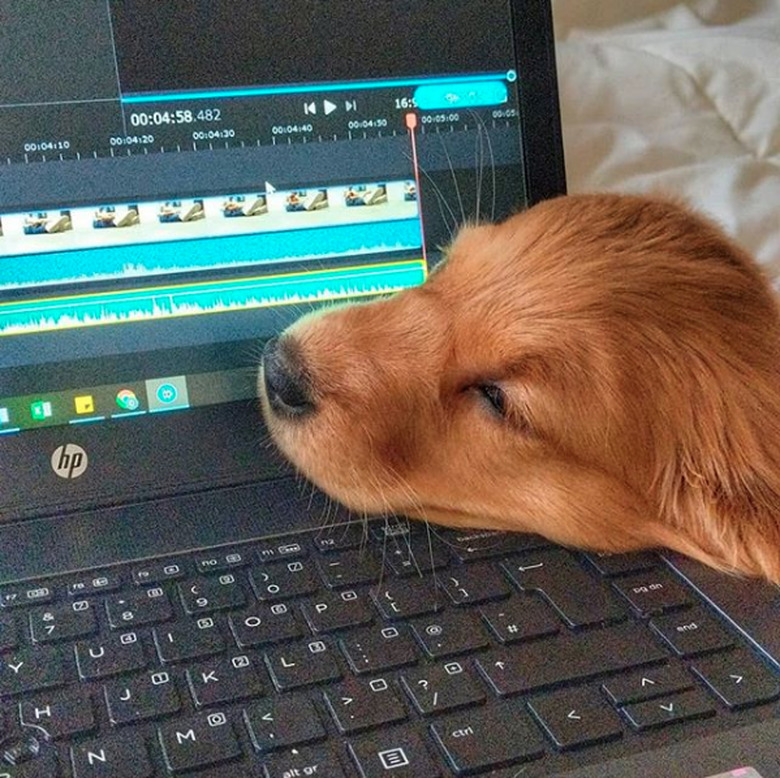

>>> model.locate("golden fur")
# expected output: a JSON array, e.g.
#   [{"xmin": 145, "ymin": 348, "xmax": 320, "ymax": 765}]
[{"xmin": 260, "ymin": 193, "xmax": 780, "ymax": 583}]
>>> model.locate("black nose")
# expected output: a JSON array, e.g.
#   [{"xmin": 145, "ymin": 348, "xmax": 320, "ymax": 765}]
[{"xmin": 262, "ymin": 337, "xmax": 314, "ymax": 417}]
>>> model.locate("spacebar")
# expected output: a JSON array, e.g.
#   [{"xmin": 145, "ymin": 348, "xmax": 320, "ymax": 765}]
[{"xmin": 663, "ymin": 553, "xmax": 780, "ymax": 670}]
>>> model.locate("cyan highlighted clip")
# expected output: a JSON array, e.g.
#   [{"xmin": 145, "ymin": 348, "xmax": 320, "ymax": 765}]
[{"xmin": 414, "ymin": 80, "xmax": 508, "ymax": 110}]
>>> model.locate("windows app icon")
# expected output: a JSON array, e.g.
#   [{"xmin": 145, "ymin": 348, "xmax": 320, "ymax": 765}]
[{"xmin": 116, "ymin": 389, "xmax": 140, "ymax": 411}]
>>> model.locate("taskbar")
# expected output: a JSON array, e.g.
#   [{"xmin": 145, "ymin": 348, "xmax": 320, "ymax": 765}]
[{"xmin": 0, "ymin": 367, "xmax": 259, "ymax": 437}]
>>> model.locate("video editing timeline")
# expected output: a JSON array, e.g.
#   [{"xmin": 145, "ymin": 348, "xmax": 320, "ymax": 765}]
[
  {"xmin": 0, "ymin": 369, "xmax": 255, "ymax": 436},
  {"xmin": 6, "ymin": 70, "xmax": 516, "ymax": 165},
  {"xmin": 0, "ymin": 52, "xmax": 520, "ymax": 338},
  {"xmin": 0, "ymin": 260, "xmax": 427, "ymax": 337},
  {"xmin": 2, "ymin": 0, "xmax": 519, "ymax": 165},
  {"xmin": 0, "ymin": 180, "xmax": 421, "ymax": 292}
]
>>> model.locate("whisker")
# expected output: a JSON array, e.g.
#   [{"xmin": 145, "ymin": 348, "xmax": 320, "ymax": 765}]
[{"xmin": 438, "ymin": 133, "xmax": 466, "ymax": 226}]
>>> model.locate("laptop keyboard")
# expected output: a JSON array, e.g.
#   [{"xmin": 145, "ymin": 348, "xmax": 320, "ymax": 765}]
[{"xmin": 1, "ymin": 520, "xmax": 779, "ymax": 777}]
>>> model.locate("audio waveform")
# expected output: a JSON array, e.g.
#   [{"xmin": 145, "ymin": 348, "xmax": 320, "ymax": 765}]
[
  {"xmin": 0, "ymin": 220, "xmax": 422, "ymax": 292},
  {"xmin": 0, "ymin": 260, "xmax": 427, "ymax": 337}
]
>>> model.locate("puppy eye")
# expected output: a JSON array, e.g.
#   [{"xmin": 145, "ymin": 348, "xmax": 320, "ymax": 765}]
[{"xmin": 477, "ymin": 383, "xmax": 507, "ymax": 417}]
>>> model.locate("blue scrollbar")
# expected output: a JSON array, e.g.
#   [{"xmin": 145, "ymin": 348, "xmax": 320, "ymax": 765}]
[{"xmin": 413, "ymin": 80, "xmax": 508, "ymax": 111}]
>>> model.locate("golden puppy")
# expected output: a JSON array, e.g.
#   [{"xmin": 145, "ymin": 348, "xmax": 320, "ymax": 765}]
[{"xmin": 260, "ymin": 193, "xmax": 780, "ymax": 583}]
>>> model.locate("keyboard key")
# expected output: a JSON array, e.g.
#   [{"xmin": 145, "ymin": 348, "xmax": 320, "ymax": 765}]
[
  {"xmin": 527, "ymin": 686, "xmax": 623, "ymax": 750},
  {"xmin": 244, "ymin": 694, "xmax": 326, "ymax": 751},
  {"xmin": 263, "ymin": 744, "xmax": 346, "ymax": 778},
  {"xmin": 663, "ymin": 553, "xmax": 780, "ymax": 668},
  {"xmin": 378, "ymin": 533, "xmax": 450, "ymax": 577},
  {"xmin": 255, "ymin": 539, "xmax": 307, "ymax": 563},
  {"xmin": 649, "ymin": 606, "xmax": 736, "ymax": 657},
  {"xmin": 20, "ymin": 691, "xmax": 96, "ymax": 740},
  {"xmin": 301, "ymin": 589, "xmax": 374, "ymax": 633},
  {"xmin": 439, "ymin": 562, "xmax": 510, "ymax": 605},
  {"xmin": 401, "ymin": 660, "xmax": 486, "ymax": 715},
  {"xmin": 340, "ymin": 624, "xmax": 419, "ymax": 674},
  {"xmin": 621, "ymin": 689, "xmax": 716, "ymax": 730},
  {"xmin": 323, "ymin": 675, "xmax": 407, "ymax": 734},
  {"xmin": 443, "ymin": 529, "xmax": 549, "ymax": 561},
  {"xmin": 229, "ymin": 603, "xmax": 304, "ymax": 647},
  {"xmin": 250, "ymin": 560, "xmax": 318, "ymax": 601},
  {"xmin": 369, "ymin": 517, "xmax": 416, "ymax": 541},
  {"xmin": 0, "ymin": 645, "xmax": 66, "ymax": 697},
  {"xmin": 76, "ymin": 631, "xmax": 147, "ymax": 679},
  {"xmin": 106, "ymin": 587, "xmax": 173, "ymax": 629},
  {"xmin": 29, "ymin": 601, "xmax": 97, "ymax": 644},
  {"xmin": 186, "ymin": 653, "xmax": 266, "ymax": 707},
  {"xmin": 0, "ymin": 584, "xmax": 54, "ymax": 608},
  {"xmin": 104, "ymin": 668, "xmax": 181, "ymax": 725},
  {"xmin": 430, "ymin": 703, "xmax": 545, "ymax": 773},
  {"xmin": 264, "ymin": 638, "xmax": 341, "ymax": 691},
  {"xmin": 502, "ymin": 549, "xmax": 626, "ymax": 627},
  {"xmin": 68, "ymin": 571, "xmax": 123, "ymax": 596},
  {"xmin": 317, "ymin": 550, "xmax": 382, "ymax": 588},
  {"xmin": 133, "ymin": 560, "xmax": 187, "ymax": 584},
  {"xmin": 71, "ymin": 732, "xmax": 153, "ymax": 777},
  {"xmin": 0, "ymin": 614, "xmax": 18, "ymax": 651},
  {"xmin": 581, "ymin": 551, "xmax": 658, "ymax": 577},
  {"xmin": 411, "ymin": 610, "xmax": 489, "ymax": 658},
  {"xmin": 475, "ymin": 622, "xmax": 667, "ymax": 696},
  {"xmin": 691, "ymin": 649, "xmax": 780, "ymax": 709},
  {"xmin": 154, "ymin": 617, "xmax": 225, "ymax": 663},
  {"xmin": 349, "ymin": 730, "xmax": 441, "ymax": 777},
  {"xmin": 479, "ymin": 595, "xmax": 560, "ymax": 644},
  {"xmin": 313, "ymin": 523, "xmax": 369, "ymax": 552},
  {"xmin": 371, "ymin": 577, "xmax": 443, "ymax": 620},
  {"xmin": 601, "ymin": 663, "xmax": 695, "ymax": 705},
  {"xmin": 178, "ymin": 574, "xmax": 247, "ymax": 614},
  {"xmin": 158, "ymin": 711, "xmax": 242, "ymax": 773},
  {"xmin": 195, "ymin": 549, "xmax": 251, "ymax": 574},
  {"xmin": 612, "ymin": 570, "xmax": 694, "ymax": 617}
]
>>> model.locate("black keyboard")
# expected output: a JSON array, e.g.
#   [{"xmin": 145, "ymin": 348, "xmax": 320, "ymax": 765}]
[{"xmin": 1, "ymin": 519, "xmax": 778, "ymax": 777}]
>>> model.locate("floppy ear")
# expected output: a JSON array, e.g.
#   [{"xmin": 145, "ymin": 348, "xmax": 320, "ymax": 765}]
[{"xmin": 654, "ymin": 369, "xmax": 780, "ymax": 583}]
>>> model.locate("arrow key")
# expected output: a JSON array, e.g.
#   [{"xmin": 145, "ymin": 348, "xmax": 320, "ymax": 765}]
[
  {"xmin": 601, "ymin": 663, "xmax": 695, "ymax": 705},
  {"xmin": 621, "ymin": 689, "xmax": 715, "ymax": 730},
  {"xmin": 691, "ymin": 649, "xmax": 780, "ymax": 709},
  {"xmin": 527, "ymin": 686, "xmax": 623, "ymax": 751}
]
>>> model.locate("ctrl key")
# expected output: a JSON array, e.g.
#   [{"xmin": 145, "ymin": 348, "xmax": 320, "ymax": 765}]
[{"xmin": 430, "ymin": 704, "xmax": 545, "ymax": 774}]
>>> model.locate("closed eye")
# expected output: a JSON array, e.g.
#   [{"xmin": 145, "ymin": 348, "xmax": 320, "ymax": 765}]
[{"xmin": 476, "ymin": 383, "xmax": 507, "ymax": 418}]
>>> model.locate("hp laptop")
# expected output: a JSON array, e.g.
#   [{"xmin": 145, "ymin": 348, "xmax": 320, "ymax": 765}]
[{"xmin": 0, "ymin": 2, "xmax": 777, "ymax": 776}]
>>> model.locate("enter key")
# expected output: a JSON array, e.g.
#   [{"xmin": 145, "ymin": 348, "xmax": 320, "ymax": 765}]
[{"xmin": 502, "ymin": 549, "xmax": 627, "ymax": 628}]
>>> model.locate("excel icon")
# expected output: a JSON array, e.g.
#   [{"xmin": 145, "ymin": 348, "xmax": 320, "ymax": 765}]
[{"xmin": 31, "ymin": 400, "xmax": 53, "ymax": 420}]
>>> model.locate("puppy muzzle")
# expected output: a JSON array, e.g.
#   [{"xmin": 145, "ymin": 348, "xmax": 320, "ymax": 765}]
[{"xmin": 262, "ymin": 336, "xmax": 315, "ymax": 418}]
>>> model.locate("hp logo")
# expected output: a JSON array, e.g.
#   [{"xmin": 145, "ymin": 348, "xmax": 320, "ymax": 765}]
[{"xmin": 51, "ymin": 444, "xmax": 89, "ymax": 479}]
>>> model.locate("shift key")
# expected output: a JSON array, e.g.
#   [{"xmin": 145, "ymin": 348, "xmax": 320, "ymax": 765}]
[
  {"xmin": 475, "ymin": 622, "xmax": 667, "ymax": 695},
  {"xmin": 502, "ymin": 549, "xmax": 626, "ymax": 627}
]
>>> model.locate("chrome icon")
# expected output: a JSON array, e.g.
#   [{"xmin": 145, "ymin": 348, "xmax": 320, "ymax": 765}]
[{"xmin": 116, "ymin": 388, "xmax": 140, "ymax": 411}]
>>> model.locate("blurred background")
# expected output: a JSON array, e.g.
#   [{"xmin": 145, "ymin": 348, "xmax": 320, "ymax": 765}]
[{"xmin": 552, "ymin": 0, "xmax": 780, "ymax": 278}]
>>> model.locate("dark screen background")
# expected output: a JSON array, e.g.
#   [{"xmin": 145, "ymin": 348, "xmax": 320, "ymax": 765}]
[{"xmin": 111, "ymin": 1, "xmax": 514, "ymax": 93}]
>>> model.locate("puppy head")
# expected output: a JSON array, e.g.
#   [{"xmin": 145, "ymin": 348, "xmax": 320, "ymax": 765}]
[{"xmin": 260, "ymin": 194, "xmax": 780, "ymax": 579}]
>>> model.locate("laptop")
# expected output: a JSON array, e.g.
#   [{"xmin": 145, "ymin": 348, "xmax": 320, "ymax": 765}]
[{"xmin": 0, "ymin": 1, "xmax": 777, "ymax": 776}]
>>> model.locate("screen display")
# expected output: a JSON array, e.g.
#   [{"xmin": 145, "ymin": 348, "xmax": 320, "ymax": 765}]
[{"xmin": 0, "ymin": 0, "xmax": 527, "ymax": 438}]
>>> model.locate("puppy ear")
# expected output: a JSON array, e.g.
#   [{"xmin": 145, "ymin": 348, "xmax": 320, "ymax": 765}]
[{"xmin": 655, "ymin": 374, "xmax": 780, "ymax": 583}]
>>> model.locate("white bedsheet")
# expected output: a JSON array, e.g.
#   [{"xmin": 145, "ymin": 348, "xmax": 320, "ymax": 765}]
[{"xmin": 553, "ymin": 0, "xmax": 780, "ymax": 280}]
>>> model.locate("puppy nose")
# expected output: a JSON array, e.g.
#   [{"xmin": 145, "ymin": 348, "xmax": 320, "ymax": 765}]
[{"xmin": 262, "ymin": 337, "xmax": 314, "ymax": 417}]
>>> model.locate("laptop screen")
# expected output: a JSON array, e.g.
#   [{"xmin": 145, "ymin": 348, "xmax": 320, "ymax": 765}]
[{"xmin": 0, "ymin": 0, "xmax": 563, "ymax": 517}]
